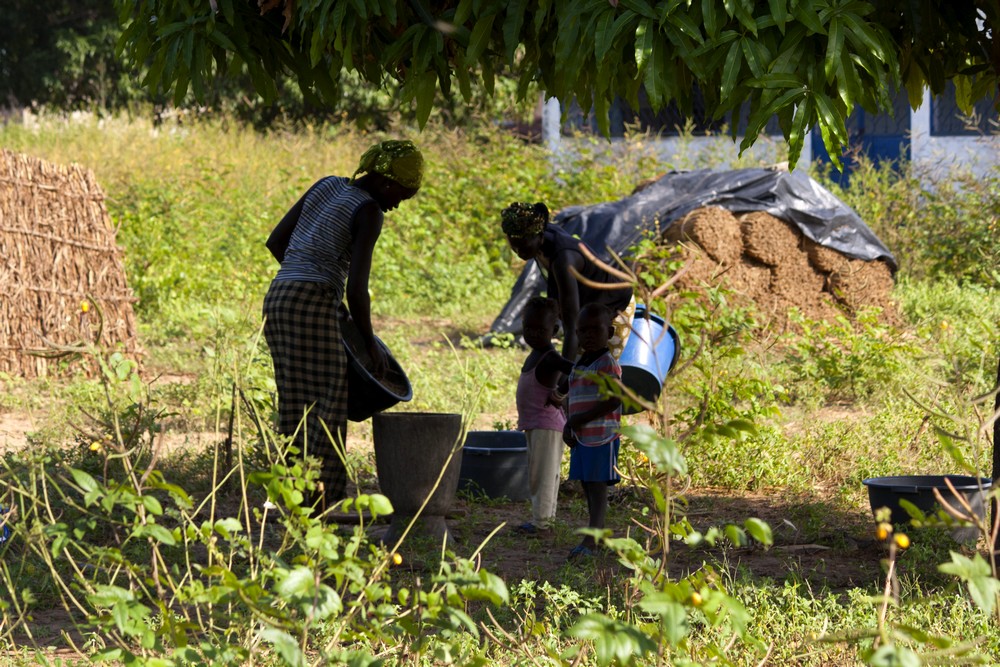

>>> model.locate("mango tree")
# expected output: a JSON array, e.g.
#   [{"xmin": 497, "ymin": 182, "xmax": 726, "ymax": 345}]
[{"xmin": 114, "ymin": 0, "xmax": 1000, "ymax": 168}]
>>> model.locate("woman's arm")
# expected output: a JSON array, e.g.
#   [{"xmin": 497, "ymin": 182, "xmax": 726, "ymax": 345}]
[
  {"xmin": 535, "ymin": 350, "xmax": 574, "ymax": 388},
  {"xmin": 347, "ymin": 200, "xmax": 387, "ymax": 376},
  {"xmin": 266, "ymin": 179, "xmax": 322, "ymax": 262},
  {"xmin": 551, "ymin": 250, "xmax": 584, "ymax": 360},
  {"xmin": 537, "ymin": 351, "xmax": 574, "ymax": 406}
]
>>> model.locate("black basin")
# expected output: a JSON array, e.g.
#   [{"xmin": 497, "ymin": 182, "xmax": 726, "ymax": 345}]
[
  {"xmin": 341, "ymin": 313, "xmax": 412, "ymax": 422},
  {"xmin": 863, "ymin": 474, "xmax": 991, "ymax": 543}
]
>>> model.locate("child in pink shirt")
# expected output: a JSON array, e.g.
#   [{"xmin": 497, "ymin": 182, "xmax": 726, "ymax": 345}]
[{"xmin": 514, "ymin": 297, "xmax": 574, "ymax": 534}]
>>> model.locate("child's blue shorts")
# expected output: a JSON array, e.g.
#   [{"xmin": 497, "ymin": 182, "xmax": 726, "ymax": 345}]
[{"xmin": 568, "ymin": 437, "xmax": 620, "ymax": 484}]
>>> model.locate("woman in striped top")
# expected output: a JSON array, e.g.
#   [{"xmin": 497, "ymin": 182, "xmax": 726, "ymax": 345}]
[{"xmin": 263, "ymin": 140, "xmax": 423, "ymax": 511}]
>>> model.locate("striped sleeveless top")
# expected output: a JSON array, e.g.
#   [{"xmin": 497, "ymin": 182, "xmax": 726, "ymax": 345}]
[{"xmin": 274, "ymin": 176, "xmax": 378, "ymax": 300}]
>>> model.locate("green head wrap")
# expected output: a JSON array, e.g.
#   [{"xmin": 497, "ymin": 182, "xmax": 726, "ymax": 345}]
[
  {"xmin": 501, "ymin": 202, "xmax": 549, "ymax": 238},
  {"xmin": 352, "ymin": 140, "xmax": 424, "ymax": 190}
]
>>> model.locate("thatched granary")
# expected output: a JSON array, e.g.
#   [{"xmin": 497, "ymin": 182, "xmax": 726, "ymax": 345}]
[{"xmin": 0, "ymin": 149, "xmax": 138, "ymax": 378}]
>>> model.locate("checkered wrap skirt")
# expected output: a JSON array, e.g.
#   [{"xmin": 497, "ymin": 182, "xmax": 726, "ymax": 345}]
[{"xmin": 263, "ymin": 280, "xmax": 348, "ymax": 502}]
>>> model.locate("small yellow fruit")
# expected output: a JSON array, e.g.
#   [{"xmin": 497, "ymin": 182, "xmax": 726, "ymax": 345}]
[
  {"xmin": 690, "ymin": 592, "xmax": 703, "ymax": 607},
  {"xmin": 392, "ymin": 552, "xmax": 402, "ymax": 566},
  {"xmin": 875, "ymin": 523, "xmax": 893, "ymax": 540},
  {"xmin": 80, "ymin": 300, "xmax": 90, "ymax": 313},
  {"xmin": 894, "ymin": 533, "xmax": 910, "ymax": 549},
  {"xmin": 89, "ymin": 441, "xmax": 102, "ymax": 452}
]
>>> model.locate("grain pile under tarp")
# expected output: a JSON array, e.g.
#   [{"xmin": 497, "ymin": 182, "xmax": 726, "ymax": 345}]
[
  {"xmin": 0, "ymin": 149, "xmax": 138, "ymax": 378},
  {"xmin": 489, "ymin": 168, "xmax": 897, "ymax": 338},
  {"xmin": 666, "ymin": 206, "xmax": 897, "ymax": 326}
]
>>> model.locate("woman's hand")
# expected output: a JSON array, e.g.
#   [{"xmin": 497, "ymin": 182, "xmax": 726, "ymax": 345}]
[
  {"xmin": 546, "ymin": 389, "xmax": 566, "ymax": 408},
  {"xmin": 367, "ymin": 339, "xmax": 389, "ymax": 379},
  {"xmin": 562, "ymin": 423, "xmax": 577, "ymax": 448}
]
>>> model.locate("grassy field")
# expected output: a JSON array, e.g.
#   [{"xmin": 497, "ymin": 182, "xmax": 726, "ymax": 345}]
[{"xmin": 1, "ymin": 113, "xmax": 999, "ymax": 665}]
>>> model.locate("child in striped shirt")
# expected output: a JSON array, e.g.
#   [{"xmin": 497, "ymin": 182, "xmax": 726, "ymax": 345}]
[{"xmin": 563, "ymin": 303, "xmax": 623, "ymax": 559}]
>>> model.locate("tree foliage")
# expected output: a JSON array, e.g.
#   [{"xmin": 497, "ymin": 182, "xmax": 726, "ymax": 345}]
[
  {"xmin": 113, "ymin": 0, "xmax": 1000, "ymax": 167},
  {"xmin": 0, "ymin": 0, "xmax": 140, "ymax": 109}
]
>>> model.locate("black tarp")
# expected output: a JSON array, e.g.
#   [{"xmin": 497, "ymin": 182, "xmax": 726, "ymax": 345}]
[{"xmin": 489, "ymin": 167, "xmax": 896, "ymax": 338}]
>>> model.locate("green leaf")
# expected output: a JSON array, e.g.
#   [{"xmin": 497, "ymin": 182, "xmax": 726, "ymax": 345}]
[
  {"xmin": 348, "ymin": 0, "xmax": 367, "ymax": 20},
  {"xmin": 568, "ymin": 614, "xmax": 658, "ymax": 666},
  {"xmin": 621, "ymin": 424, "xmax": 687, "ymax": 476},
  {"xmin": 642, "ymin": 23, "xmax": 671, "ymax": 109},
  {"xmin": 869, "ymin": 645, "xmax": 922, "ymax": 667},
  {"xmin": 141, "ymin": 495, "xmax": 163, "ymax": 516},
  {"xmin": 214, "ymin": 517, "xmax": 243, "ymax": 540},
  {"xmin": 366, "ymin": 493, "xmax": 394, "ymax": 518},
  {"xmin": 724, "ymin": 524, "xmax": 747, "ymax": 546},
  {"xmin": 740, "ymin": 36, "xmax": 767, "ymax": 79},
  {"xmin": 460, "ymin": 570, "xmax": 509, "ymax": 605},
  {"xmin": 136, "ymin": 524, "xmax": 176, "ymax": 546},
  {"xmin": 768, "ymin": 0, "xmax": 788, "ymax": 32},
  {"xmin": 69, "ymin": 468, "xmax": 99, "ymax": 495},
  {"xmin": 836, "ymin": 49, "xmax": 862, "ymax": 108},
  {"xmin": 380, "ymin": 0, "xmax": 397, "ymax": 25},
  {"xmin": 824, "ymin": 17, "xmax": 842, "ymax": 82},
  {"xmin": 594, "ymin": 10, "xmax": 616, "ymax": 63},
  {"xmin": 733, "ymin": 0, "xmax": 757, "ymax": 35},
  {"xmin": 415, "ymin": 70, "xmax": 438, "ymax": 128},
  {"xmin": 593, "ymin": 90, "xmax": 611, "ymax": 138},
  {"xmin": 621, "ymin": 0, "xmax": 657, "ymax": 18},
  {"xmin": 638, "ymin": 594, "xmax": 690, "ymax": 643},
  {"xmin": 720, "ymin": 39, "xmax": 743, "ymax": 105},
  {"xmin": 939, "ymin": 552, "xmax": 1000, "ymax": 615},
  {"xmin": 744, "ymin": 84, "xmax": 805, "ymax": 143},
  {"xmin": 744, "ymin": 517, "xmax": 773, "ymax": 546},
  {"xmin": 665, "ymin": 9, "xmax": 705, "ymax": 45},
  {"xmin": 455, "ymin": 64, "xmax": 473, "ymax": 101},
  {"xmin": 934, "ymin": 426, "xmax": 973, "ymax": 472},
  {"xmin": 785, "ymin": 94, "xmax": 813, "ymax": 167},
  {"xmin": 88, "ymin": 584, "xmax": 134, "ymax": 607},
  {"xmin": 277, "ymin": 566, "xmax": 316, "ymax": 599},
  {"xmin": 220, "ymin": 0, "xmax": 235, "ymax": 26},
  {"xmin": 259, "ymin": 628, "xmax": 305, "ymax": 667},
  {"xmin": 702, "ymin": 0, "xmax": 720, "ymax": 39},
  {"xmin": 465, "ymin": 13, "xmax": 495, "ymax": 66},
  {"xmin": 481, "ymin": 61, "xmax": 495, "ymax": 95},
  {"xmin": 454, "ymin": 0, "xmax": 473, "ymax": 25},
  {"xmin": 814, "ymin": 91, "xmax": 847, "ymax": 146},
  {"xmin": 840, "ymin": 12, "xmax": 889, "ymax": 65},
  {"xmin": 791, "ymin": 0, "xmax": 826, "ymax": 35},
  {"xmin": 502, "ymin": 0, "xmax": 527, "ymax": 63}
]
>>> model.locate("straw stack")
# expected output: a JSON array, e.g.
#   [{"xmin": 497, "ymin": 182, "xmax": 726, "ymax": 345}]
[{"xmin": 0, "ymin": 149, "xmax": 139, "ymax": 378}]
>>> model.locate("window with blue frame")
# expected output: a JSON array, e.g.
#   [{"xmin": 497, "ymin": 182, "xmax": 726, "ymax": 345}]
[{"xmin": 931, "ymin": 82, "xmax": 999, "ymax": 135}]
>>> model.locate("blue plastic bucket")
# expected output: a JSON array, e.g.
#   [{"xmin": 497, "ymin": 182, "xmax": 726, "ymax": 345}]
[
  {"xmin": 619, "ymin": 305, "xmax": 680, "ymax": 414},
  {"xmin": 0, "ymin": 505, "xmax": 11, "ymax": 545}
]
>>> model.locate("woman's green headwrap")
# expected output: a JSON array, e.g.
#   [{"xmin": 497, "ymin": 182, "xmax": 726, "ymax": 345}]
[
  {"xmin": 501, "ymin": 202, "xmax": 549, "ymax": 238},
  {"xmin": 352, "ymin": 140, "xmax": 424, "ymax": 190}
]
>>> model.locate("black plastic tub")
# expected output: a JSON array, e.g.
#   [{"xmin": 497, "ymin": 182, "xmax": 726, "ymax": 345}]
[
  {"xmin": 458, "ymin": 431, "xmax": 530, "ymax": 501},
  {"xmin": 862, "ymin": 475, "xmax": 992, "ymax": 543},
  {"xmin": 341, "ymin": 313, "xmax": 412, "ymax": 422}
]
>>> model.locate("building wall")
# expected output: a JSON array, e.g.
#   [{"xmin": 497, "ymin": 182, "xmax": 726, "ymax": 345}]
[
  {"xmin": 543, "ymin": 90, "xmax": 999, "ymax": 182},
  {"xmin": 912, "ymin": 89, "xmax": 1000, "ymax": 181}
]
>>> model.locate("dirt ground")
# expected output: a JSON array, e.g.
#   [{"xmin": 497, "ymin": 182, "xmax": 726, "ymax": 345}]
[
  {"xmin": 0, "ymin": 409, "xmax": 886, "ymax": 595},
  {"xmin": 373, "ymin": 481, "xmax": 887, "ymax": 595}
]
